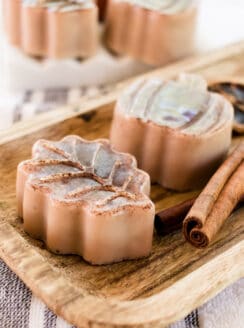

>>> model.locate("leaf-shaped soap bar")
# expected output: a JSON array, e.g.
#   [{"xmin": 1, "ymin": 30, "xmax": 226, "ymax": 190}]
[{"xmin": 17, "ymin": 136, "xmax": 154, "ymax": 264}]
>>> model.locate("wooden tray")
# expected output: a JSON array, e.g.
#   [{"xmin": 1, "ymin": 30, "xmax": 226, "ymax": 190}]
[{"xmin": 0, "ymin": 42, "xmax": 244, "ymax": 328}]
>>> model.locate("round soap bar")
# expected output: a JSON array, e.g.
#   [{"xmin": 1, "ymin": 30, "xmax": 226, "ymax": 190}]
[{"xmin": 110, "ymin": 74, "xmax": 234, "ymax": 191}]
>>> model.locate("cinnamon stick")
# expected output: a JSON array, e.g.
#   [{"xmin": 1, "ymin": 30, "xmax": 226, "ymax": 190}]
[
  {"xmin": 155, "ymin": 197, "xmax": 196, "ymax": 235},
  {"xmin": 183, "ymin": 142, "xmax": 244, "ymax": 248}
]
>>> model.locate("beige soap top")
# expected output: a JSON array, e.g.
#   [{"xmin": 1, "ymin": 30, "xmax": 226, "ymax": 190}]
[
  {"xmin": 20, "ymin": 136, "xmax": 152, "ymax": 214},
  {"xmin": 117, "ymin": 74, "xmax": 234, "ymax": 135},
  {"xmin": 23, "ymin": 0, "xmax": 95, "ymax": 11},
  {"xmin": 117, "ymin": 0, "xmax": 195, "ymax": 14}
]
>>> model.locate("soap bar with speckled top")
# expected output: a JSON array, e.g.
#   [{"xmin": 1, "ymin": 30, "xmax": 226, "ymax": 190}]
[
  {"xmin": 110, "ymin": 74, "xmax": 234, "ymax": 191},
  {"xmin": 16, "ymin": 136, "xmax": 154, "ymax": 265}
]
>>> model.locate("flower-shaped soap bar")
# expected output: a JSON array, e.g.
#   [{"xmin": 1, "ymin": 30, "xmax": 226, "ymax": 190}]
[
  {"xmin": 4, "ymin": 0, "xmax": 98, "ymax": 59},
  {"xmin": 17, "ymin": 136, "xmax": 154, "ymax": 264}
]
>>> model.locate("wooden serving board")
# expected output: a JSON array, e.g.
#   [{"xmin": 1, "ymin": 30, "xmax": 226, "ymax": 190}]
[{"xmin": 0, "ymin": 42, "xmax": 244, "ymax": 328}]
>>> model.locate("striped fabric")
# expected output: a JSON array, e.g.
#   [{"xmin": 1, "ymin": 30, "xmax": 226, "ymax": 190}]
[
  {"xmin": 0, "ymin": 87, "xmax": 243, "ymax": 328},
  {"xmin": 0, "ymin": 260, "xmax": 74, "ymax": 328},
  {"xmin": 1, "ymin": 259, "xmax": 244, "ymax": 328},
  {"xmin": 0, "ymin": 85, "xmax": 113, "ymax": 131},
  {"xmin": 0, "ymin": 259, "xmax": 195, "ymax": 328}
]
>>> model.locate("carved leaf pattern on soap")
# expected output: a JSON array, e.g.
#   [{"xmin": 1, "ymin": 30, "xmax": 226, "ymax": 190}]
[{"xmin": 21, "ymin": 136, "xmax": 151, "ymax": 213}]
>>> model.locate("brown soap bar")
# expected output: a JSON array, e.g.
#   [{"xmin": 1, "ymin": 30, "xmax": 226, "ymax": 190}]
[
  {"xmin": 3, "ymin": 0, "xmax": 98, "ymax": 59},
  {"xmin": 105, "ymin": 0, "xmax": 198, "ymax": 66},
  {"xmin": 16, "ymin": 136, "xmax": 155, "ymax": 265},
  {"xmin": 3, "ymin": 0, "xmax": 21, "ymax": 46},
  {"xmin": 110, "ymin": 74, "xmax": 234, "ymax": 191}
]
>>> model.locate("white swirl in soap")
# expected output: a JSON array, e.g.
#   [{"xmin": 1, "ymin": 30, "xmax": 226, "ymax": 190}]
[
  {"xmin": 23, "ymin": 0, "xmax": 95, "ymax": 10},
  {"xmin": 118, "ymin": 74, "xmax": 233, "ymax": 135},
  {"xmin": 118, "ymin": 0, "xmax": 195, "ymax": 14}
]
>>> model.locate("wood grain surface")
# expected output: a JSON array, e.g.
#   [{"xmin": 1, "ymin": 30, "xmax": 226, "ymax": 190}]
[{"xmin": 0, "ymin": 42, "xmax": 244, "ymax": 327}]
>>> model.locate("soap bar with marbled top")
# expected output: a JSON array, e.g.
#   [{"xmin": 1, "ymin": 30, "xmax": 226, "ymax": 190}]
[
  {"xmin": 110, "ymin": 74, "xmax": 234, "ymax": 191},
  {"xmin": 118, "ymin": 0, "xmax": 194, "ymax": 14},
  {"xmin": 17, "ymin": 136, "xmax": 154, "ymax": 264}
]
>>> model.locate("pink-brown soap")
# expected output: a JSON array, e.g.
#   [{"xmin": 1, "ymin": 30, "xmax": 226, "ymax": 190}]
[
  {"xmin": 16, "ymin": 136, "xmax": 154, "ymax": 265},
  {"xmin": 110, "ymin": 74, "xmax": 234, "ymax": 191},
  {"xmin": 3, "ymin": 0, "xmax": 98, "ymax": 59},
  {"xmin": 3, "ymin": 0, "xmax": 21, "ymax": 46},
  {"xmin": 105, "ymin": 0, "xmax": 198, "ymax": 66}
]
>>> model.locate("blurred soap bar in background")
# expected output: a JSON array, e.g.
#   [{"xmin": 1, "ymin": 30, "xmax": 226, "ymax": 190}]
[
  {"xmin": 104, "ymin": 0, "xmax": 198, "ymax": 66},
  {"xmin": 0, "ymin": 0, "xmax": 244, "ymax": 93},
  {"xmin": 3, "ymin": 0, "xmax": 99, "ymax": 58}
]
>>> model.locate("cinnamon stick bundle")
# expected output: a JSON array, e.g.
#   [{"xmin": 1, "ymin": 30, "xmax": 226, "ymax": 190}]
[{"xmin": 183, "ymin": 142, "xmax": 244, "ymax": 248}]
